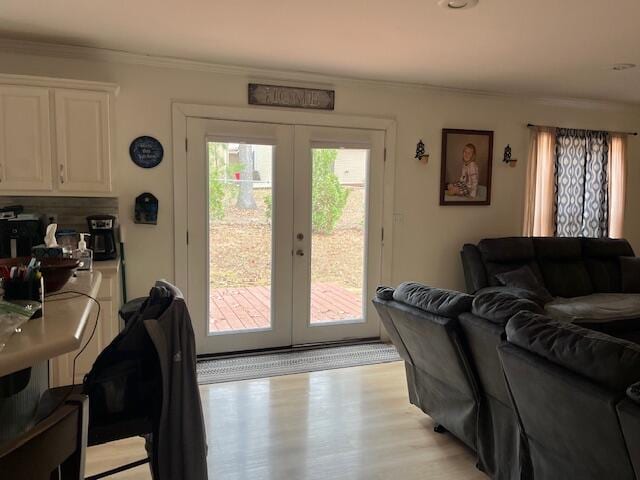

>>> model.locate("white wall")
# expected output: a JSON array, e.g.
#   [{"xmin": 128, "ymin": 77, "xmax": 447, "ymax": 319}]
[{"xmin": 1, "ymin": 48, "xmax": 639, "ymax": 297}]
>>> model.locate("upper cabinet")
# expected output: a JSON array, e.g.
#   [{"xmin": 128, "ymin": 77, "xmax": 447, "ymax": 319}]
[
  {"xmin": 0, "ymin": 75, "xmax": 118, "ymax": 197},
  {"xmin": 0, "ymin": 85, "xmax": 53, "ymax": 191},
  {"xmin": 55, "ymin": 89, "xmax": 111, "ymax": 193}
]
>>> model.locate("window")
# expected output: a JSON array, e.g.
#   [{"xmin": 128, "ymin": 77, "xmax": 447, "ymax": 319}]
[{"xmin": 523, "ymin": 127, "xmax": 627, "ymax": 238}]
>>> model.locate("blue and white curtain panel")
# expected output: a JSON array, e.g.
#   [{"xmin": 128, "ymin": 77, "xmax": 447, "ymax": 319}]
[{"xmin": 554, "ymin": 129, "xmax": 609, "ymax": 237}]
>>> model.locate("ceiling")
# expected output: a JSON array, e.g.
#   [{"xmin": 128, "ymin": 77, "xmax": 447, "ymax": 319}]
[{"xmin": 1, "ymin": 0, "xmax": 639, "ymax": 103}]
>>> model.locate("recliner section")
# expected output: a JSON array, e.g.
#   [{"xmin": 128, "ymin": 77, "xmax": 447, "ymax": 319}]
[
  {"xmin": 373, "ymin": 283, "xmax": 479, "ymax": 451},
  {"xmin": 376, "ymin": 280, "xmax": 640, "ymax": 480},
  {"xmin": 499, "ymin": 312, "xmax": 640, "ymax": 480}
]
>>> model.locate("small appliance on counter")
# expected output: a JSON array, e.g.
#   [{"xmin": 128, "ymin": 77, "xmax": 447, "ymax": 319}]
[
  {"xmin": 87, "ymin": 215, "xmax": 118, "ymax": 261},
  {"xmin": 0, "ymin": 214, "xmax": 45, "ymax": 259}
]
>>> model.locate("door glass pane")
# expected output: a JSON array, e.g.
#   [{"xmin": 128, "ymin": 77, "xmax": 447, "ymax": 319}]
[
  {"xmin": 310, "ymin": 148, "xmax": 369, "ymax": 324},
  {"xmin": 208, "ymin": 142, "xmax": 274, "ymax": 334}
]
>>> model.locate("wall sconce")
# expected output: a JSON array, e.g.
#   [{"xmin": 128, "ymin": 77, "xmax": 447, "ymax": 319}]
[
  {"xmin": 415, "ymin": 139, "xmax": 429, "ymax": 164},
  {"xmin": 502, "ymin": 144, "xmax": 517, "ymax": 167}
]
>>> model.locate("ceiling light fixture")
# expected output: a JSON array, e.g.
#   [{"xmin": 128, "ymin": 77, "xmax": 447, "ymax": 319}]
[
  {"xmin": 438, "ymin": 0, "xmax": 479, "ymax": 10},
  {"xmin": 612, "ymin": 63, "xmax": 637, "ymax": 71}
]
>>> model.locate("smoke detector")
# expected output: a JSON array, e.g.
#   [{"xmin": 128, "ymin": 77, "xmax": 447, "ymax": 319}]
[{"xmin": 438, "ymin": 0, "xmax": 479, "ymax": 9}]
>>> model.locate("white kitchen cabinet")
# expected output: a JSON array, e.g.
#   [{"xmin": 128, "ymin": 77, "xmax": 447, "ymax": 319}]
[
  {"xmin": 0, "ymin": 74, "xmax": 117, "ymax": 197},
  {"xmin": 50, "ymin": 261, "xmax": 121, "ymax": 387},
  {"xmin": 0, "ymin": 85, "xmax": 53, "ymax": 191},
  {"xmin": 55, "ymin": 89, "xmax": 112, "ymax": 194}
]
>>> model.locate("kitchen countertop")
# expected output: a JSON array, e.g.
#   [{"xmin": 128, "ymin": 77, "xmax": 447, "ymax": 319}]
[
  {"xmin": 0, "ymin": 270, "xmax": 102, "ymax": 377},
  {"xmin": 93, "ymin": 257, "xmax": 120, "ymax": 273}
]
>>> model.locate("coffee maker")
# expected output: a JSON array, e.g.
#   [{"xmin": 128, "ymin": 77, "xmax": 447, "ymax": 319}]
[
  {"xmin": 0, "ymin": 207, "xmax": 44, "ymax": 258},
  {"xmin": 87, "ymin": 215, "xmax": 118, "ymax": 261}
]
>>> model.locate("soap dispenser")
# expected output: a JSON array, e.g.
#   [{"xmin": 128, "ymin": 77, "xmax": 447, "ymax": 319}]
[{"xmin": 73, "ymin": 233, "xmax": 93, "ymax": 271}]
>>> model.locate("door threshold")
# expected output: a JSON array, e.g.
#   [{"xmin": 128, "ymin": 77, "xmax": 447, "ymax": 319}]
[{"xmin": 196, "ymin": 337, "xmax": 383, "ymax": 361}]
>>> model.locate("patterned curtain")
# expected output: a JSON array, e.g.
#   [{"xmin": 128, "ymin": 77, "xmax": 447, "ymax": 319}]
[{"xmin": 554, "ymin": 129, "xmax": 609, "ymax": 237}]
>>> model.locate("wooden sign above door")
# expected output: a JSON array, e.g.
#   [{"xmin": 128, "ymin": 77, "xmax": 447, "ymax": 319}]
[{"xmin": 248, "ymin": 83, "xmax": 335, "ymax": 110}]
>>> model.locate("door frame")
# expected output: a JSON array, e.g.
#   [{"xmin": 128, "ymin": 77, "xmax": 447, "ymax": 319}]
[{"xmin": 172, "ymin": 103, "xmax": 396, "ymax": 341}]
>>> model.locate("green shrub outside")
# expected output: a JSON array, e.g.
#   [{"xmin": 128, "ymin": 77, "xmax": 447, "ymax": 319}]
[{"xmin": 263, "ymin": 149, "xmax": 348, "ymax": 234}]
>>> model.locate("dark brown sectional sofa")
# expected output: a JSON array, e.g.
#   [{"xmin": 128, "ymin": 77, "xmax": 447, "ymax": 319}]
[{"xmin": 373, "ymin": 237, "xmax": 640, "ymax": 480}]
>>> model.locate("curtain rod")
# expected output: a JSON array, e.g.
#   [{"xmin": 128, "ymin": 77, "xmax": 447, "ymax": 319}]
[{"xmin": 527, "ymin": 123, "xmax": 637, "ymax": 136}]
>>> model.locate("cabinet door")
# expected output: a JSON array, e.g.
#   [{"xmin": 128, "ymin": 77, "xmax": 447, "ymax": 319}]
[
  {"xmin": 0, "ymin": 86, "xmax": 53, "ymax": 191},
  {"xmin": 55, "ymin": 89, "xmax": 111, "ymax": 193},
  {"xmin": 50, "ymin": 273, "xmax": 120, "ymax": 386}
]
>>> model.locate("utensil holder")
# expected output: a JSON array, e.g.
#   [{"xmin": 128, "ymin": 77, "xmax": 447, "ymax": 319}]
[{"xmin": 2, "ymin": 277, "xmax": 43, "ymax": 302}]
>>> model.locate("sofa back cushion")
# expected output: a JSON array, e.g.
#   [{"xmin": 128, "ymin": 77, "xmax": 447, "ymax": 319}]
[
  {"xmin": 478, "ymin": 237, "xmax": 544, "ymax": 287},
  {"xmin": 506, "ymin": 310, "xmax": 640, "ymax": 391},
  {"xmin": 533, "ymin": 237, "xmax": 593, "ymax": 297},
  {"xmin": 583, "ymin": 238, "xmax": 634, "ymax": 293},
  {"xmin": 392, "ymin": 282, "xmax": 473, "ymax": 318}
]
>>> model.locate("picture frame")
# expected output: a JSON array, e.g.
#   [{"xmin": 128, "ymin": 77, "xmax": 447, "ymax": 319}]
[{"xmin": 440, "ymin": 128, "xmax": 493, "ymax": 206}]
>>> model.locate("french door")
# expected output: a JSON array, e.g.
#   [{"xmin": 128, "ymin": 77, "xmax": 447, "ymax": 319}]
[{"xmin": 186, "ymin": 118, "xmax": 385, "ymax": 355}]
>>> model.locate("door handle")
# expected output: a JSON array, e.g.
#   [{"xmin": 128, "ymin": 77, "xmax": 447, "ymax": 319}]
[
  {"xmin": 295, "ymin": 249, "xmax": 304, "ymax": 257},
  {"xmin": 59, "ymin": 164, "xmax": 65, "ymax": 184}
]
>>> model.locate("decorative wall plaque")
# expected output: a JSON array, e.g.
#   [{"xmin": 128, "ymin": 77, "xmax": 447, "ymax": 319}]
[
  {"xmin": 129, "ymin": 136, "xmax": 164, "ymax": 168},
  {"xmin": 248, "ymin": 83, "xmax": 335, "ymax": 110}
]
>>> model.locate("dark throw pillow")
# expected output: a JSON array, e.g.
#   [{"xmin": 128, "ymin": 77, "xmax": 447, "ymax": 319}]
[
  {"xmin": 496, "ymin": 265, "xmax": 554, "ymax": 304},
  {"xmin": 375, "ymin": 285, "xmax": 394, "ymax": 301},
  {"xmin": 620, "ymin": 257, "xmax": 640, "ymax": 293}
]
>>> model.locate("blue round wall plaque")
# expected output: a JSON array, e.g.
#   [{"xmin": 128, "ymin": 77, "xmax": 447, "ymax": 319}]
[{"xmin": 129, "ymin": 136, "xmax": 164, "ymax": 168}]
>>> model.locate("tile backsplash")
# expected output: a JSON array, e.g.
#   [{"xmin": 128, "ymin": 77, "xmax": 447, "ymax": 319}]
[{"xmin": 0, "ymin": 196, "xmax": 119, "ymax": 234}]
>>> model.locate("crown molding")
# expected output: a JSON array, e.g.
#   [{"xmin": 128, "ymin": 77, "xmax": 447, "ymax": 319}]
[
  {"xmin": 0, "ymin": 37, "xmax": 638, "ymax": 112},
  {"xmin": 0, "ymin": 72, "xmax": 119, "ymax": 94}
]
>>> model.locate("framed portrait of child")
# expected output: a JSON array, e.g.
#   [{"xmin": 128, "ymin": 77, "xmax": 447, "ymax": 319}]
[{"xmin": 440, "ymin": 128, "xmax": 494, "ymax": 206}]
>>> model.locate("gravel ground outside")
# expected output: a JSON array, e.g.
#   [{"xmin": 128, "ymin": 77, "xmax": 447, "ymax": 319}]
[{"xmin": 209, "ymin": 187, "xmax": 365, "ymax": 291}]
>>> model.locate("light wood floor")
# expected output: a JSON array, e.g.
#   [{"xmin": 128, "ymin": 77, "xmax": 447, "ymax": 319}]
[{"xmin": 86, "ymin": 362, "xmax": 486, "ymax": 479}]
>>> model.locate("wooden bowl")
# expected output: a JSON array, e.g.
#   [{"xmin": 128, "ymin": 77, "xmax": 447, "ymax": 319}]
[{"xmin": 39, "ymin": 258, "xmax": 80, "ymax": 293}]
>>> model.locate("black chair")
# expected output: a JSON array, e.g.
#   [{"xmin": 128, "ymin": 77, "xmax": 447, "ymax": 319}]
[
  {"xmin": 49, "ymin": 288, "xmax": 170, "ymax": 479},
  {"xmin": 0, "ymin": 393, "xmax": 88, "ymax": 480}
]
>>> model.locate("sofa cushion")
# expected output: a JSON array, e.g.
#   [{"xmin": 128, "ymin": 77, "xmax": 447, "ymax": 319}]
[
  {"xmin": 585, "ymin": 258, "xmax": 623, "ymax": 293},
  {"xmin": 582, "ymin": 238, "xmax": 634, "ymax": 258},
  {"xmin": 544, "ymin": 293, "xmax": 640, "ymax": 325},
  {"xmin": 533, "ymin": 237, "xmax": 583, "ymax": 259},
  {"xmin": 506, "ymin": 311, "xmax": 640, "ymax": 391},
  {"xmin": 533, "ymin": 237, "xmax": 594, "ymax": 297},
  {"xmin": 392, "ymin": 282, "xmax": 473, "ymax": 318},
  {"xmin": 472, "ymin": 290, "xmax": 543, "ymax": 325},
  {"xmin": 478, "ymin": 237, "xmax": 536, "ymax": 263},
  {"xmin": 495, "ymin": 265, "xmax": 554, "ymax": 304},
  {"xmin": 621, "ymin": 257, "xmax": 640, "ymax": 294},
  {"xmin": 582, "ymin": 239, "xmax": 633, "ymax": 293},
  {"xmin": 537, "ymin": 259, "xmax": 594, "ymax": 297},
  {"xmin": 478, "ymin": 237, "xmax": 545, "ymax": 287}
]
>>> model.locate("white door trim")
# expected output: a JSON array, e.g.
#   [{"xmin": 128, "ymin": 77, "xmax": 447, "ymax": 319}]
[{"xmin": 171, "ymin": 103, "xmax": 396, "ymax": 330}]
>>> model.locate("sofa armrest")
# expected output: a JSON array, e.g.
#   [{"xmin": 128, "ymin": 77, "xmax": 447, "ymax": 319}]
[
  {"xmin": 461, "ymin": 244, "xmax": 488, "ymax": 293},
  {"xmin": 617, "ymin": 397, "xmax": 640, "ymax": 479}
]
